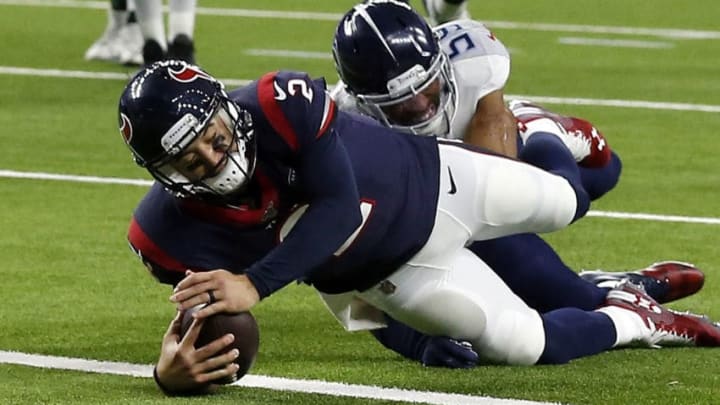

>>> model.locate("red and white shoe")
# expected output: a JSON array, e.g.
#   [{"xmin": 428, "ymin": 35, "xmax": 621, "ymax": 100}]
[
  {"xmin": 603, "ymin": 282, "xmax": 720, "ymax": 347},
  {"xmin": 580, "ymin": 261, "xmax": 705, "ymax": 304},
  {"xmin": 509, "ymin": 99, "xmax": 611, "ymax": 168}
]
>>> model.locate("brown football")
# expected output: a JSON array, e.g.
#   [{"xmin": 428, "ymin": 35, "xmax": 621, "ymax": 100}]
[{"xmin": 180, "ymin": 305, "xmax": 259, "ymax": 384}]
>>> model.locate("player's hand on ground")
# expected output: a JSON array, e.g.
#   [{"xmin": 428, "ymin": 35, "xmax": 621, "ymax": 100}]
[
  {"xmin": 170, "ymin": 269, "xmax": 260, "ymax": 318},
  {"xmin": 154, "ymin": 310, "xmax": 240, "ymax": 394},
  {"xmin": 420, "ymin": 337, "xmax": 479, "ymax": 369}
]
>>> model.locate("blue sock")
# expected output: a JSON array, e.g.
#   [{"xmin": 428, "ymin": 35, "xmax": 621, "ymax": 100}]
[
  {"xmin": 370, "ymin": 315, "xmax": 427, "ymax": 362},
  {"xmin": 468, "ymin": 234, "xmax": 607, "ymax": 312},
  {"xmin": 518, "ymin": 132, "xmax": 590, "ymax": 221},
  {"xmin": 579, "ymin": 152, "xmax": 622, "ymax": 201},
  {"xmin": 538, "ymin": 309, "xmax": 616, "ymax": 364}
]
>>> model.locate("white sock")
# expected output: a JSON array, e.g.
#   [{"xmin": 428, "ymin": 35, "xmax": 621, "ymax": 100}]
[
  {"xmin": 134, "ymin": 0, "xmax": 167, "ymax": 49},
  {"xmin": 432, "ymin": 0, "xmax": 467, "ymax": 23},
  {"xmin": 168, "ymin": 0, "xmax": 196, "ymax": 41},
  {"xmin": 109, "ymin": 9, "xmax": 127, "ymax": 31},
  {"xmin": 596, "ymin": 306, "xmax": 649, "ymax": 347}
]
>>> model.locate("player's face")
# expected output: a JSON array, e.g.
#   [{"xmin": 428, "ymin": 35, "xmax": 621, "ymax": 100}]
[
  {"xmin": 170, "ymin": 114, "xmax": 237, "ymax": 182},
  {"xmin": 380, "ymin": 79, "xmax": 441, "ymax": 126}
]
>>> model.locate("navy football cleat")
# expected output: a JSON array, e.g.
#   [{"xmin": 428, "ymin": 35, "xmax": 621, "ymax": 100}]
[
  {"xmin": 602, "ymin": 281, "xmax": 720, "ymax": 347},
  {"xmin": 579, "ymin": 261, "xmax": 704, "ymax": 304}
]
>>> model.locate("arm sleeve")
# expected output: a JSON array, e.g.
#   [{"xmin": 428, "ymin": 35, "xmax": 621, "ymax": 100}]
[{"xmin": 245, "ymin": 72, "xmax": 363, "ymax": 298}]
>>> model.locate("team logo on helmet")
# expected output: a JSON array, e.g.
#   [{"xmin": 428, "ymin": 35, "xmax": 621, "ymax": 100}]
[
  {"xmin": 119, "ymin": 112, "xmax": 133, "ymax": 143},
  {"xmin": 168, "ymin": 65, "xmax": 215, "ymax": 83}
]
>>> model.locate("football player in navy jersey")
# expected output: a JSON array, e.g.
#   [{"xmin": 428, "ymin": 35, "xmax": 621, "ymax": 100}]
[{"xmin": 119, "ymin": 61, "xmax": 718, "ymax": 395}]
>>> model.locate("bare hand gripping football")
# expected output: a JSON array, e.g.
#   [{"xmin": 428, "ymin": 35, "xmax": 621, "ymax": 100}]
[{"xmin": 180, "ymin": 305, "xmax": 260, "ymax": 384}]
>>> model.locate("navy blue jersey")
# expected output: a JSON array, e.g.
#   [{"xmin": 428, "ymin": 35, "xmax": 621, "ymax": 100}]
[{"xmin": 129, "ymin": 71, "xmax": 440, "ymax": 295}]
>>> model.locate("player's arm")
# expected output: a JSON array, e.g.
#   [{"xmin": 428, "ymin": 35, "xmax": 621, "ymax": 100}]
[
  {"xmin": 463, "ymin": 89, "xmax": 518, "ymax": 158},
  {"xmin": 247, "ymin": 73, "xmax": 362, "ymax": 300},
  {"xmin": 370, "ymin": 315, "xmax": 479, "ymax": 368},
  {"xmin": 127, "ymin": 216, "xmax": 186, "ymax": 286},
  {"xmin": 174, "ymin": 72, "xmax": 363, "ymax": 316}
]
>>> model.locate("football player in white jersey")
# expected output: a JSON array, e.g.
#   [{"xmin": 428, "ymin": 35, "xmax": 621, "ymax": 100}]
[{"xmin": 331, "ymin": 0, "xmax": 620, "ymax": 201}]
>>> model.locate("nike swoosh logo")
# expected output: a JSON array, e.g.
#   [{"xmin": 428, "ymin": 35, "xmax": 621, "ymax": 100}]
[{"xmin": 447, "ymin": 166, "xmax": 457, "ymax": 195}]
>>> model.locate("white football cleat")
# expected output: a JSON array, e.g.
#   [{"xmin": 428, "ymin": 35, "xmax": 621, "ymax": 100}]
[
  {"xmin": 84, "ymin": 27, "xmax": 123, "ymax": 62},
  {"xmin": 117, "ymin": 23, "xmax": 144, "ymax": 66}
]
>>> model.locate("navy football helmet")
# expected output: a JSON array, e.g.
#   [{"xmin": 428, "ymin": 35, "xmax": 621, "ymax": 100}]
[
  {"xmin": 118, "ymin": 60, "xmax": 256, "ymax": 198},
  {"xmin": 332, "ymin": 0, "xmax": 457, "ymax": 136}
]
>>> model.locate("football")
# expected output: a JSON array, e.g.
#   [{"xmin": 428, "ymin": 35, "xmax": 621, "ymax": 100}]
[{"xmin": 180, "ymin": 305, "xmax": 260, "ymax": 384}]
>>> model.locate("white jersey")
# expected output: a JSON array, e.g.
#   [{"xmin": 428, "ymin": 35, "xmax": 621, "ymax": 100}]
[
  {"xmin": 436, "ymin": 20, "xmax": 510, "ymax": 140},
  {"xmin": 331, "ymin": 19, "xmax": 511, "ymax": 141}
]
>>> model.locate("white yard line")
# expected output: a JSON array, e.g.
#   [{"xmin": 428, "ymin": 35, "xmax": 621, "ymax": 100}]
[
  {"xmin": 1, "ymin": 169, "xmax": 718, "ymax": 226},
  {"xmin": 0, "ymin": 350, "xmax": 557, "ymax": 405},
  {"xmin": 1, "ymin": 0, "xmax": 719, "ymax": 39},
  {"xmin": 245, "ymin": 49, "xmax": 334, "ymax": 60},
  {"xmin": 1, "ymin": 66, "xmax": 719, "ymax": 113},
  {"xmin": 557, "ymin": 37, "xmax": 675, "ymax": 49}
]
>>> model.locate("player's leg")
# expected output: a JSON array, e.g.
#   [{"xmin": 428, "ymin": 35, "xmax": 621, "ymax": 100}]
[
  {"xmin": 468, "ymin": 235, "xmax": 606, "ymax": 312},
  {"xmin": 510, "ymin": 99, "xmax": 612, "ymax": 168},
  {"xmin": 359, "ymin": 244, "xmax": 624, "ymax": 365},
  {"xmin": 134, "ymin": 0, "xmax": 167, "ymax": 64},
  {"xmin": 167, "ymin": 0, "xmax": 197, "ymax": 63},
  {"xmin": 422, "ymin": 0, "xmax": 470, "ymax": 25},
  {"xmin": 436, "ymin": 140, "xmax": 590, "ymax": 241},
  {"xmin": 578, "ymin": 151, "xmax": 622, "ymax": 200},
  {"xmin": 359, "ymin": 246, "xmax": 547, "ymax": 365},
  {"xmin": 473, "ymin": 235, "xmax": 705, "ymax": 307},
  {"xmin": 117, "ymin": 0, "xmax": 144, "ymax": 66},
  {"xmin": 510, "ymin": 99, "xmax": 621, "ymax": 200}
]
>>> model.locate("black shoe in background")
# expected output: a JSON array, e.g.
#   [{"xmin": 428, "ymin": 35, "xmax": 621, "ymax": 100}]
[
  {"xmin": 168, "ymin": 34, "xmax": 195, "ymax": 64},
  {"xmin": 142, "ymin": 39, "xmax": 166, "ymax": 66}
]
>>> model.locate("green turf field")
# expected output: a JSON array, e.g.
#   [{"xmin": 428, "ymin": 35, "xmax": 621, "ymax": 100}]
[{"xmin": 1, "ymin": 1, "xmax": 719, "ymax": 404}]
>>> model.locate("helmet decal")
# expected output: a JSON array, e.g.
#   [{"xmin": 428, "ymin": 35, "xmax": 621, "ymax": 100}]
[
  {"xmin": 168, "ymin": 65, "xmax": 214, "ymax": 83},
  {"xmin": 119, "ymin": 112, "xmax": 133, "ymax": 143}
]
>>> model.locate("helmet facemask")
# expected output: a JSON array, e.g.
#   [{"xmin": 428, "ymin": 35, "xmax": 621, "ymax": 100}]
[
  {"xmin": 355, "ymin": 51, "xmax": 458, "ymax": 136},
  {"xmin": 148, "ymin": 96, "xmax": 257, "ymax": 200}
]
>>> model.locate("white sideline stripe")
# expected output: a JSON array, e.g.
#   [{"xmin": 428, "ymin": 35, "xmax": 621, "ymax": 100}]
[
  {"xmin": 558, "ymin": 37, "xmax": 675, "ymax": 49},
  {"xmin": 2, "ymin": 0, "xmax": 720, "ymax": 40},
  {"xmin": 0, "ymin": 351, "xmax": 554, "ymax": 405},
  {"xmin": 2, "ymin": 169, "xmax": 719, "ymax": 226},
  {"xmin": 586, "ymin": 210, "xmax": 720, "ymax": 225},
  {"xmin": 0, "ymin": 66, "xmax": 251, "ymax": 88},
  {"xmin": 2, "ymin": 66, "xmax": 719, "ymax": 113}
]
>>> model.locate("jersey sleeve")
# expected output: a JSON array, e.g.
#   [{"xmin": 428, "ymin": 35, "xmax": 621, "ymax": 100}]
[
  {"xmin": 436, "ymin": 20, "xmax": 511, "ymax": 98},
  {"xmin": 127, "ymin": 216, "xmax": 186, "ymax": 286},
  {"xmin": 255, "ymin": 71, "xmax": 337, "ymax": 152},
  {"xmin": 245, "ymin": 72, "xmax": 364, "ymax": 299}
]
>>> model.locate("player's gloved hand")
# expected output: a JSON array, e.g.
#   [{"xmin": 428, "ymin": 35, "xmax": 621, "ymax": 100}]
[{"xmin": 420, "ymin": 337, "xmax": 479, "ymax": 368}]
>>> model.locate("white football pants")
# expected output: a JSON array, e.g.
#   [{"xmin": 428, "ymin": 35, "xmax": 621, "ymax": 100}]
[{"xmin": 343, "ymin": 143, "xmax": 578, "ymax": 364}]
